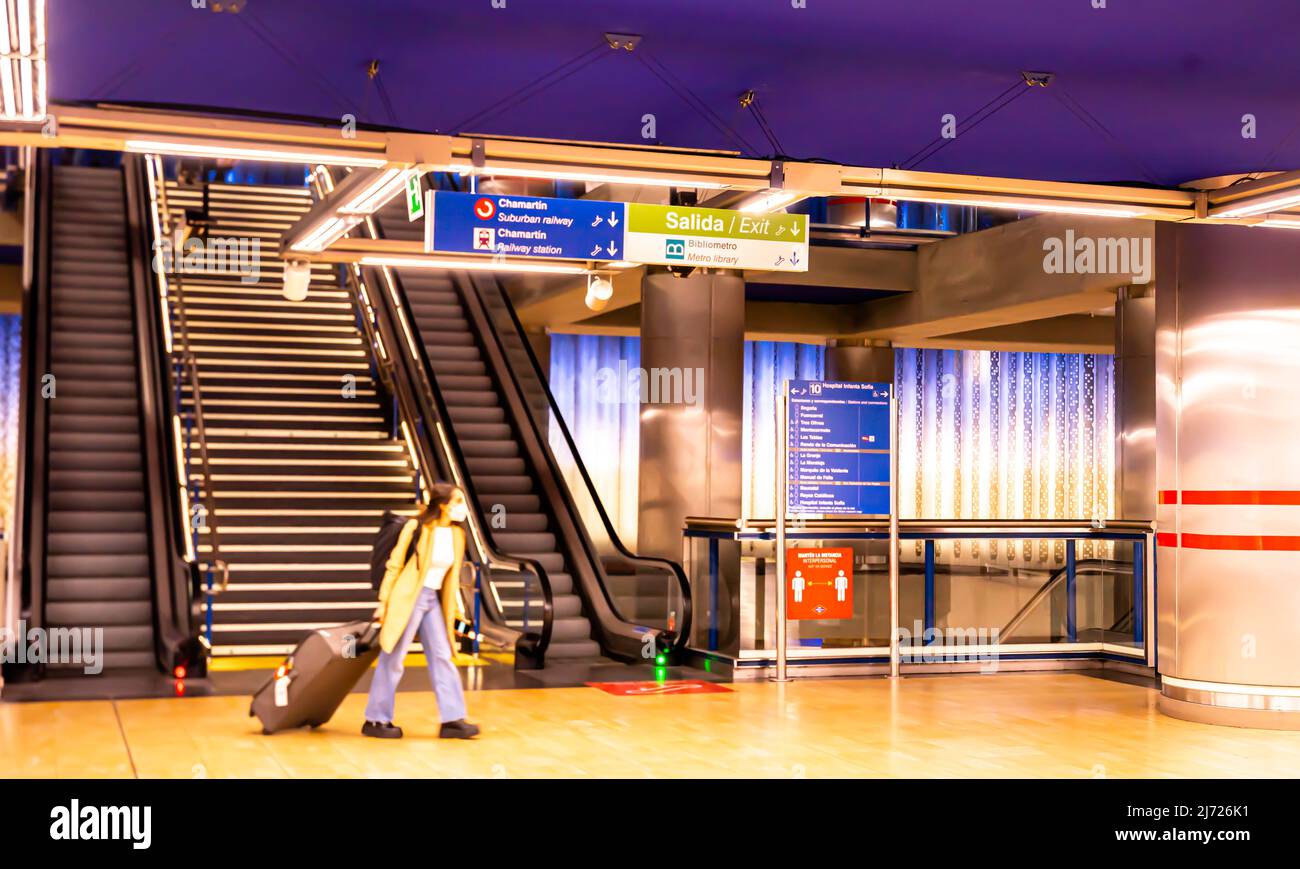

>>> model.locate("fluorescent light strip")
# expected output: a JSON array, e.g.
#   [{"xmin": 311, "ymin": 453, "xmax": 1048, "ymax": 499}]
[
  {"xmin": 18, "ymin": 55, "xmax": 31, "ymax": 118},
  {"xmin": 124, "ymin": 139, "xmax": 389, "ymax": 168},
  {"xmin": 0, "ymin": 56, "xmax": 14, "ymax": 119},
  {"xmin": 738, "ymin": 190, "xmax": 803, "ymax": 213},
  {"xmin": 291, "ymin": 215, "xmax": 359, "ymax": 252},
  {"xmin": 1257, "ymin": 215, "xmax": 1300, "ymax": 230},
  {"xmin": 448, "ymin": 163, "xmax": 729, "ymax": 190},
  {"xmin": 899, "ymin": 193, "xmax": 1142, "ymax": 218},
  {"xmin": 1215, "ymin": 191, "xmax": 1300, "ymax": 219},
  {"xmin": 16, "ymin": 0, "xmax": 30, "ymax": 55},
  {"xmin": 360, "ymin": 254, "xmax": 589, "ymax": 275},
  {"xmin": 338, "ymin": 167, "xmax": 410, "ymax": 214}
]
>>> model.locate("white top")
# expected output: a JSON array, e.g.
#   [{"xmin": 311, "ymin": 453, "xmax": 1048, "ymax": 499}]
[{"xmin": 422, "ymin": 526, "xmax": 456, "ymax": 591}]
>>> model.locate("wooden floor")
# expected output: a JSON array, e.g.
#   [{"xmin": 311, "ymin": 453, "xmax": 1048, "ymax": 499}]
[{"xmin": 4, "ymin": 673, "xmax": 1300, "ymax": 778}]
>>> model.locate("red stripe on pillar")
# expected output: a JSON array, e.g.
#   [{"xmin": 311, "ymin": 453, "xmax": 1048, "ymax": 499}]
[
  {"xmin": 1179, "ymin": 533, "xmax": 1300, "ymax": 551},
  {"xmin": 1159, "ymin": 490, "xmax": 1300, "ymax": 506},
  {"xmin": 1156, "ymin": 532, "xmax": 1178, "ymax": 547}
]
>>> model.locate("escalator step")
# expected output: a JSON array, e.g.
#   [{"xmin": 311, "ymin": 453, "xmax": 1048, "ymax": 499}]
[
  {"xmin": 49, "ymin": 450, "xmax": 142, "ymax": 471},
  {"xmin": 493, "ymin": 532, "xmax": 557, "ymax": 551},
  {"xmin": 472, "ymin": 474, "xmax": 535, "ymax": 495},
  {"xmin": 47, "ymin": 531, "xmax": 148, "ymax": 555},
  {"xmin": 47, "ymin": 554, "xmax": 150, "ymax": 578},
  {"xmin": 48, "ymin": 469, "xmax": 145, "ymax": 491},
  {"xmin": 459, "ymin": 438, "xmax": 519, "ymax": 459},
  {"xmin": 46, "ymin": 577, "xmax": 152, "ymax": 602},
  {"xmin": 48, "ymin": 510, "xmax": 147, "ymax": 533},
  {"xmin": 465, "ymin": 456, "xmax": 526, "ymax": 475},
  {"xmin": 46, "ymin": 601, "xmax": 153, "ymax": 627},
  {"xmin": 477, "ymin": 492, "xmax": 540, "ymax": 513}
]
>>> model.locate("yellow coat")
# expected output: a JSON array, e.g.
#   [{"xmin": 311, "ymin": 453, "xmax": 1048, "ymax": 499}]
[{"xmin": 376, "ymin": 519, "xmax": 465, "ymax": 655}]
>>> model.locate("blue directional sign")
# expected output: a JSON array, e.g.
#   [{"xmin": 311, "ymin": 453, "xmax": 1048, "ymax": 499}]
[
  {"xmin": 427, "ymin": 191, "xmax": 626, "ymax": 261},
  {"xmin": 787, "ymin": 380, "xmax": 892, "ymax": 516}
]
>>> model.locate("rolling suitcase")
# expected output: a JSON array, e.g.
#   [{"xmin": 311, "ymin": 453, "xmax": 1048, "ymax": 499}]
[{"xmin": 250, "ymin": 620, "xmax": 381, "ymax": 734}]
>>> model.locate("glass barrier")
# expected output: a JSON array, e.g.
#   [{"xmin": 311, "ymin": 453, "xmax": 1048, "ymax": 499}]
[{"xmin": 683, "ymin": 520, "xmax": 1152, "ymax": 666}]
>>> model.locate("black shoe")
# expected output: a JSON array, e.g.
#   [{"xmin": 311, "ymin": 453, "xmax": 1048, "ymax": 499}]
[
  {"xmin": 362, "ymin": 720, "xmax": 403, "ymax": 739},
  {"xmin": 439, "ymin": 719, "xmax": 480, "ymax": 739}
]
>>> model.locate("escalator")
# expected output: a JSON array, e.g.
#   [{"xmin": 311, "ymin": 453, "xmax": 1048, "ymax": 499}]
[
  {"xmin": 369, "ymin": 213, "xmax": 602, "ymax": 661},
  {"xmin": 367, "ymin": 191, "xmax": 690, "ymax": 667},
  {"xmin": 9, "ymin": 153, "xmax": 197, "ymax": 683}
]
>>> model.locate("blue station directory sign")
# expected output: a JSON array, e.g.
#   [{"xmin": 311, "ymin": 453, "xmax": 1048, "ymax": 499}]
[
  {"xmin": 426, "ymin": 191, "xmax": 625, "ymax": 261},
  {"xmin": 786, "ymin": 380, "xmax": 892, "ymax": 515}
]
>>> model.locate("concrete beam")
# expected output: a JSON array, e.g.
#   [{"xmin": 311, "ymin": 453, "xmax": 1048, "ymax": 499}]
[
  {"xmin": 744, "ymin": 246, "xmax": 916, "ymax": 293},
  {"xmin": 846, "ymin": 213, "xmax": 1152, "ymax": 341},
  {"xmin": 513, "ymin": 266, "xmax": 645, "ymax": 331},
  {"xmin": 902, "ymin": 314, "xmax": 1115, "ymax": 354}
]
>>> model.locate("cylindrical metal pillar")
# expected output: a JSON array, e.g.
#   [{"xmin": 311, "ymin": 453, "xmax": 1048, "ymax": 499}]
[{"xmin": 1155, "ymin": 222, "xmax": 1300, "ymax": 728}]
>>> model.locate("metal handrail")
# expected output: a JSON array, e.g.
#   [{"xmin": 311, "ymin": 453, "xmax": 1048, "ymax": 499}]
[
  {"xmin": 312, "ymin": 167, "xmax": 554, "ymax": 660},
  {"xmin": 999, "ymin": 558, "xmax": 1133, "ymax": 640},
  {"xmin": 685, "ymin": 516, "xmax": 1155, "ymax": 536},
  {"xmin": 146, "ymin": 159, "xmax": 229, "ymax": 597}
]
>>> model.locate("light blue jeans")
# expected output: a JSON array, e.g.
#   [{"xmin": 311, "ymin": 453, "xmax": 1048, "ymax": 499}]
[{"xmin": 364, "ymin": 586, "xmax": 466, "ymax": 724}]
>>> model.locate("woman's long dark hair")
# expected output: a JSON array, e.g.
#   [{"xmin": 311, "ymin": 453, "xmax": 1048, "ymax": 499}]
[{"xmin": 416, "ymin": 483, "xmax": 464, "ymax": 525}]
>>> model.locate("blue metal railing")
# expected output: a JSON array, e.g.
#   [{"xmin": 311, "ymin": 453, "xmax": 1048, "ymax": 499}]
[{"xmin": 684, "ymin": 518, "xmax": 1154, "ymax": 663}]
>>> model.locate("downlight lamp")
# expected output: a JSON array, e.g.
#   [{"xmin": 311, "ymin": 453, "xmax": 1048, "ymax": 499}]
[
  {"xmin": 283, "ymin": 259, "xmax": 312, "ymax": 301},
  {"xmin": 584, "ymin": 274, "xmax": 614, "ymax": 311}
]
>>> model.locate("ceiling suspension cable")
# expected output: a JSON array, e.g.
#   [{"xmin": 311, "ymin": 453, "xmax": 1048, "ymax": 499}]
[
  {"xmin": 1050, "ymin": 86, "xmax": 1160, "ymax": 185},
  {"xmin": 636, "ymin": 50, "xmax": 759, "ymax": 155},
  {"xmin": 449, "ymin": 40, "xmax": 610, "ymax": 133},
  {"xmin": 740, "ymin": 90, "xmax": 786, "ymax": 157},
  {"xmin": 237, "ymin": 9, "xmax": 355, "ymax": 115},
  {"xmin": 899, "ymin": 78, "xmax": 1026, "ymax": 170}
]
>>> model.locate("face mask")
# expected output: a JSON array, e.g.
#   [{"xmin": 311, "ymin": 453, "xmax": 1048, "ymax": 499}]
[{"xmin": 448, "ymin": 503, "xmax": 468, "ymax": 523}]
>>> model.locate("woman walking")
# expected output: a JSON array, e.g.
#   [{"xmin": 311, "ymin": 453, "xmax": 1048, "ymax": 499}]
[{"xmin": 363, "ymin": 483, "xmax": 479, "ymax": 739}]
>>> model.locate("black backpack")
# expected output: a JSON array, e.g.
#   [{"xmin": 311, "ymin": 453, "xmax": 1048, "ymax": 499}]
[{"xmin": 370, "ymin": 511, "xmax": 416, "ymax": 591}]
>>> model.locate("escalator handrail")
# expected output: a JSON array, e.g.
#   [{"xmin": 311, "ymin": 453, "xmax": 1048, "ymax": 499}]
[
  {"xmin": 365, "ymin": 260, "xmax": 555, "ymax": 654},
  {"xmin": 126, "ymin": 154, "xmax": 207, "ymax": 667},
  {"xmin": 148, "ymin": 164, "xmax": 231, "ymax": 599},
  {"xmin": 998, "ymin": 558, "xmax": 1133, "ymax": 641},
  {"xmin": 447, "ymin": 265, "xmax": 648, "ymax": 659},
  {"xmin": 315, "ymin": 169, "xmax": 554, "ymax": 656},
  {"xmin": 13, "ymin": 148, "xmax": 54, "ymax": 638},
  {"xmin": 467, "ymin": 270, "xmax": 694, "ymax": 649}
]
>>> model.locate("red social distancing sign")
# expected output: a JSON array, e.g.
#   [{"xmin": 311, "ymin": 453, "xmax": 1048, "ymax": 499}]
[{"xmin": 786, "ymin": 548, "xmax": 854, "ymax": 619}]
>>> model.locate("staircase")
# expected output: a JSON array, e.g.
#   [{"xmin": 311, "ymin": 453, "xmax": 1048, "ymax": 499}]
[
  {"xmin": 42, "ymin": 165, "xmax": 156, "ymax": 671},
  {"xmin": 374, "ymin": 202, "xmax": 604, "ymax": 661},
  {"xmin": 160, "ymin": 180, "xmax": 416, "ymax": 656}
]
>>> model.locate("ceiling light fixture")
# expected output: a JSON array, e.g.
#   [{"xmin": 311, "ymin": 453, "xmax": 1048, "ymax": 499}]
[
  {"xmin": 1256, "ymin": 214, "xmax": 1300, "ymax": 230},
  {"xmin": 1213, "ymin": 191, "xmax": 1300, "ymax": 219},
  {"xmin": 0, "ymin": 1, "xmax": 46, "ymax": 121},
  {"xmin": 447, "ymin": 163, "xmax": 730, "ymax": 190},
  {"xmin": 896, "ymin": 194, "xmax": 1143, "ymax": 218},
  {"xmin": 338, "ymin": 167, "xmax": 416, "ymax": 214},
  {"xmin": 358, "ymin": 254, "xmax": 591, "ymax": 275},
  {"xmin": 737, "ymin": 190, "xmax": 804, "ymax": 213},
  {"xmin": 124, "ymin": 139, "xmax": 389, "ymax": 168}
]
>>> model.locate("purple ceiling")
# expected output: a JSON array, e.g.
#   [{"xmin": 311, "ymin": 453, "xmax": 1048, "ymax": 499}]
[{"xmin": 51, "ymin": 0, "xmax": 1300, "ymax": 186}]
